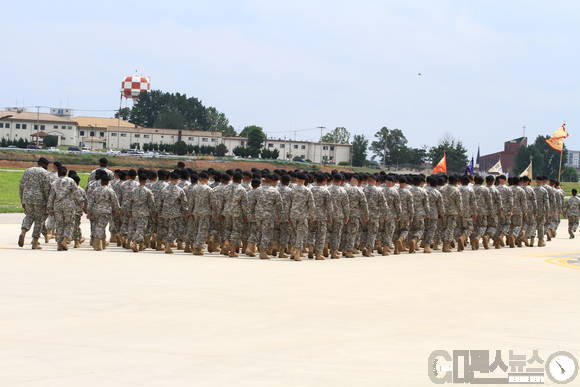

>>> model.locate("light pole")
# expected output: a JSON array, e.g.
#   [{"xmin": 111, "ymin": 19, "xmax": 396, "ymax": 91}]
[{"xmin": 317, "ymin": 125, "xmax": 326, "ymax": 163}]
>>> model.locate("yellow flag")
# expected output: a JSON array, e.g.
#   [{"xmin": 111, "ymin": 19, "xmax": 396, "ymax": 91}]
[
  {"xmin": 519, "ymin": 161, "xmax": 532, "ymax": 179},
  {"xmin": 545, "ymin": 122, "xmax": 569, "ymax": 152}
]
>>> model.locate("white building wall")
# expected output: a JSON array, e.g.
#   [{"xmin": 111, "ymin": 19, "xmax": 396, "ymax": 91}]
[{"xmin": 0, "ymin": 120, "xmax": 77, "ymax": 146}]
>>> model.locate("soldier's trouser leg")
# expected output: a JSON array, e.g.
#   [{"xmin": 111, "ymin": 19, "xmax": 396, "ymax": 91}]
[
  {"xmin": 409, "ymin": 216, "xmax": 425, "ymax": 241},
  {"xmin": 278, "ymin": 221, "xmax": 291, "ymax": 250},
  {"xmin": 194, "ymin": 217, "xmax": 210, "ymax": 249},
  {"xmin": 132, "ymin": 216, "xmax": 149, "ymax": 243},
  {"xmin": 569, "ymin": 216, "xmax": 579, "ymax": 233},
  {"xmin": 328, "ymin": 218, "xmax": 343, "ymax": 251},
  {"xmin": 535, "ymin": 214, "xmax": 545, "ymax": 239},
  {"xmin": 54, "ymin": 209, "xmax": 74, "ymax": 242},
  {"xmin": 344, "ymin": 217, "xmax": 361, "ymax": 252},
  {"xmin": 364, "ymin": 218, "xmax": 379, "ymax": 250},
  {"xmin": 229, "ymin": 216, "xmax": 243, "ymax": 247},
  {"xmin": 385, "ymin": 220, "xmax": 396, "ymax": 246},
  {"xmin": 510, "ymin": 214, "xmax": 523, "ymax": 237},
  {"xmin": 21, "ymin": 203, "xmax": 47, "ymax": 239},
  {"xmin": 157, "ymin": 218, "xmax": 168, "ymax": 243},
  {"xmin": 443, "ymin": 216, "xmax": 457, "ymax": 243},
  {"xmin": 474, "ymin": 216, "xmax": 487, "ymax": 239},
  {"xmin": 73, "ymin": 214, "xmax": 82, "ymax": 240},
  {"xmin": 423, "ymin": 218, "xmax": 437, "ymax": 245},
  {"xmin": 164, "ymin": 217, "xmax": 180, "ymax": 244},
  {"xmin": 223, "ymin": 216, "xmax": 233, "ymax": 242},
  {"xmin": 307, "ymin": 219, "xmax": 317, "ymax": 248},
  {"xmin": 397, "ymin": 218, "xmax": 410, "ymax": 241},
  {"xmin": 525, "ymin": 216, "xmax": 536, "ymax": 238},
  {"xmin": 290, "ymin": 218, "xmax": 308, "ymax": 251},
  {"xmin": 93, "ymin": 214, "xmax": 110, "ymax": 240},
  {"xmin": 313, "ymin": 221, "xmax": 328, "ymax": 252},
  {"xmin": 258, "ymin": 218, "xmax": 276, "ymax": 251},
  {"xmin": 497, "ymin": 214, "xmax": 510, "ymax": 237},
  {"xmin": 485, "ymin": 215, "xmax": 498, "ymax": 238},
  {"xmin": 46, "ymin": 214, "xmax": 56, "ymax": 233}
]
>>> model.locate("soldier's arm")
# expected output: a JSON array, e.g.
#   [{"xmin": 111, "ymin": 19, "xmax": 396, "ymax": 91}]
[
  {"xmin": 407, "ymin": 195, "xmax": 414, "ymax": 219},
  {"xmin": 19, "ymin": 171, "xmax": 27, "ymax": 203},
  {"xmin": 308, "ymin": 191, "xmax": 317, "ymax": 219},
  {"xmin": 47, "ymin": 187, "xmax": 55, "ymax": 213},
  {"xmin": 241, "ymin": 191, "xmax": 249, "ymax": 220},
  {"xmin": 111, "ymin": 191, "xmax": 121, "ymax": 214},
  {"xmin": 325, "ymin": 191, "xmax": 333, "ymax": 222},
  {"xmin": 423, "ymin": 192, "xmax": 431, "ymax": 217},
  {"xmin": 360, "ymin": 192, "xmax": 370, "ymax": 219},
  {"xmin": 456, "ymin": 191, "xmax": 464, "ymax": 214}
]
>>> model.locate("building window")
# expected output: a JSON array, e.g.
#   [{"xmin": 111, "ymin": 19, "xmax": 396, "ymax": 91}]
[
  {"xmin": 61, "ymin": 136, "xmax": 65, "ymax": 140},
  {"xmin": 330, "ymin": 146, "xmax": 334, "ymax": 151},
  {"xmin": 100, "ymin": 132, "xmax": 105, "ymax": 137},
  {"xmin": 34, "ymin": 125, "xmax": 38, "ymax": 130},
  {"xmin": 90, "ymin": 131, "xmax": 95, "ymax": 137},
  {"xmin": 22, "ymin": 124, "xmax": 27, "ymax": 129},
  {"xmin": 161, "ymin": 135, "xmax": 164, "ymax": 138},
  {"xmin": 202, "ymin": 138, "xmax": 208, "ymax": 142},
  {"xmin": 111, "ymin": 133, "xmax": 117, "ymax": 137},
  {"xmin": 144, "ymin": 135, "xmax": 149, "ymax": 138},
  {"xmin": 80, "ymin": 131, "xmax": 85, "ymax": 136},
  {"xmin": 268, "ymin": 143, "xmax": 273, "ymax": 148},
  {"xmin": 329, "ymin": 156, "xmax": 333, "ymax": 160},
  {"xmin": 53, "ymin": 125, "xmax": 58, "ymax": 129},
  {"xmin": 279, "ymin": 144, "xmax": 285, "ymax": 148},
  {"xmin": 4, "ymin": 123, "xmax": 9, "ymax": 128},
  {"xmin": 134, "ymin": 134, "xmax": 140, "ymax": 138},
  {"xmin": 0, "ymin": 123, "xmax": 3, "ymax": 128},
  {"xmin": 211, "ymin": 138, "xmax": 217, "ymax": 142},
  {"xmin": 16, "ymin": 124, "xmax": 20, "ymax": 129},
  {"xmin": 67, "ymin": 126, "xmax": 72, "ymax": 129},
  {"xmin": 322, "ymin": 146, "xmax": 328, "ymax": 150},
  {"xmin": 188, "ymin": 137, "xmax": 193, "ymax": 140},
  {"xmin": 301, "ymin": 145, "xmax": 305, "ymax": 149},
  {"xmin": 120, "ymin": 133, "xmax": 127, "ymax": 137},
  {"xmin": 40, "ymin": 125, "xmax": 45, "ymax": 130},
  {"xmin": 61, "ymin": 125, "xmax": 66, "ymax": 129},
  {"xmin": 294, "ymin": 145, "xmax": 298, "ymax": 149}
]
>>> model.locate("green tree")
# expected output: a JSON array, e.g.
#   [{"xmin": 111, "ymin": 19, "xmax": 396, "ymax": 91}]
[
  {"xmin": 153, "ymin": 110, "xmax": 185, "ymax": 129},
  {"xmin": 115, "ymin": 107, "xmax": 131, "ymax": 120},
  {"xmin": 240, "ymin": 125, "xmax": 266, "ymax": 152},
  {"xmin": 214, "ymin": 143, "xmax": 228, "ymax": 157},
  {"xmin": 561, "ymin": 166, "xmax": 578, "ymax": 182},
  {"xmin": 512, "ymin": 135, "xmax": 568, "ymax": 178},
  {"xmin": 174, "ymin": 140, "xmax": 187, "ymax": 155},
  {"xmin": 233, "ymin": 146, "xmax": 247, "ymax": 157},
  {"xmin": 206, "ymin": 107, "xmax": 236, "ymax": 136},
  {"xmin": 429, "ymin": 136, "xmax": 468, "ymax": 173},
  {"xmin": 321, "ymin": 127, "xmax": 350, "ymax": 144},
  {"xmin": 351, "ymin": 134, "xmax": 368, "ymax": 167},
  {"xmin": 43, "ymin": 135, "xmax": 58, "ymax": 147},
  {"xmin": 370, "ymin": 127, "xmax": 408, "ymax": 165}
]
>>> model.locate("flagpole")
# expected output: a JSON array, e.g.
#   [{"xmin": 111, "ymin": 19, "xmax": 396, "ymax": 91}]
[{"xmin": 558, "ymin": 150, "xmax": 563, "ymax": 181}]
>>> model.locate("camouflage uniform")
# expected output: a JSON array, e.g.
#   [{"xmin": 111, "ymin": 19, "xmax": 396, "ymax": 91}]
[
  {"xmin": 126, "ymin": 185, "xmax": 155, "ymax": 243},
  {"xmin": 189, "ymin": 183, "xmax": 213, "ymax": 249},
  {"xmin": 327, "ymin": 183, "xmax": 350, "ymax": 251},
  {"xmin": 158, "ymin": 183, "xmax": 187, "ymax": 244},
  {"xmin": 395, "ymin": 186, "xmax": 414, "ymax": 243},
  {"xmin": 48, "ymin": 176, "xmax": 82, "ymax": 244},
  {"xmin": 565, "ymin": 196, "xmax": 580, "ymax": 233},
  {"xmin": 496, "ymin": 184, "xmax": 514, "ymax": 237},
  {"xmin": 45, "ymin": 171, "xmax": 59, "ymax": 235},
  {"xmin": 289, "ymin": 184, "xmax": 317, "ymax": 251},
  {"xmin": 424, "ymin": 185, "xmax": 444, "ymax": 245},
  {"xmin": 211, "ymin": 184, "xmax": 228, "ymax": 244},
  {"xmin": 486, "ymin": 184, "xmax": 502, "ymax": 238},
  {"xmin": 222, "ymin": 183, "xmax": 248, "ymax": 248},
  {"xmin": 522, "ymin": 185, "xmax": 538, "ymax": 239},
  {"xmin": 556, "ymin": 188, "xmax": 565, "ymax": 229},
  {"xmin": 408, "ymin": 185, "xmax": 430, "ymax": 241},
  {"xmin": 382, "ymin": 186, "xmax": 402, "ymax": 248},
  {"xmin": 252, "ymin": 185, "xmax": 283, "ymax": 251},
  {"xmin": 439, "ymin": 184, "xmax": 463, "ymax": 243},
  {"xmin": 149, "ymin": 180, "xmax": 168, "ymax": 242},
  {"xmin": 510, "ymin": 185, "xmax": 528, "ymax": 239},
  {"xmin": 533, "ymin": 184, "xmax": 550, "ymax": 241},
  {"xmin": 73, "ymin": 186, "xmax": 87, "ymax": 242},
  {"xmin": 87, "ymin": 185, "xmax": 120, "ymax": 239},
  {"xmin": 120, "ymin": 179, "xmax": 139, "ymax": 238},
  {"xmin": 309, "ymin": 184, "xmax": 333, "ymax": 253},
  {"xmin": 109, "ymin": 178, "xmax": 122, "ymax": 236},
  {"xmin": 545, "ymin": 185, "xmax": 558, "ymax": 234},
  {"xmin": 456, "ymin": 185, "xmax": 477, "ymax": 239},
  {"xmin": 19, "ymin": 166, "xmax": 51, "ymax": 239},
  {"xmin": 88, "ymin": 167, "xmax": 114, "ymax": 183},
  {"xmin": 473, "ymin": 185, "xmax": 492, "ymax": 239},
  {"xmin": 276, "ymin": 184, "xmax": 293, "ymax": 250},
  {"xmin": 343, "ymin": 184, "xmax": 369, "ymax": 252},
  {"xmin": 246, "ymin": 187, "xmax": 262, "ymax": 245}
]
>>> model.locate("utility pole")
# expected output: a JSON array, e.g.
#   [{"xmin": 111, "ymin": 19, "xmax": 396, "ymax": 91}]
[
  {"xmin": 522, "ymin": 125, "xmax": 526, "ymax": 138},
  {"xmin": 35, "ymin": 105, "xmax": 41, "ymax": 146},
  {"xmin": 317, "ymin": 125, "xmax": 326, "ymax": 163}
]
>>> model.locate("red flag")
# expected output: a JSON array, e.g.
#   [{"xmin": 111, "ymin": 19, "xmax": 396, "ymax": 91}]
[{"xmin": 432, "ymin": 153, "xmax": 447, "ymax": 173}]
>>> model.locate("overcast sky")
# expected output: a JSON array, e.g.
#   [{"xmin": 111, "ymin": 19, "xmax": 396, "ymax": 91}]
[{"xmin": 3, "ymin": 0, "xmax": 580, "ymax": 156}]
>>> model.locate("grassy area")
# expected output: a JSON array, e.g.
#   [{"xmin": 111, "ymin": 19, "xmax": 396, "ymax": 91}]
[
  {"xmin": 0, "ymin": 170, "xmax": 88, "ymax": 213},
  {"xmin": 560, "ymin": 182, "xmax": 580, "ymax": 196}
]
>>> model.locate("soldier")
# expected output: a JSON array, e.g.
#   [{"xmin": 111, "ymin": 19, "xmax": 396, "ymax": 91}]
[
  {"xmin": 87, "ymin": 174, "xmax": 120, "ymax": 251},
  {"xmin": 408, "ymin": 175, "xmax": 430, "ymax": 253},
  {"xmin": 47, "ymin": 166, "xmax": 82, "ymax": 251},
  {"xmin": 342, "ymin": 174, "xmax": 369, "ymax": 257},
  {"xmin": 394, "ymin": 176, "xmax": 413, "ymax": 254},
  {"xmin": 288, "ymin": 173, "xmax": 316, "ymax": 260},
  {"xmin": 544, "ymin": 178, "xmax": 557, "ymax": 240},
  {"xmin": 565, "ymin": 189, "xmax": 580, "ymax": 238},
  {"xmin": 520, "ymin": 176, "xmax": 537, "ymax": 246},
  {"xmin": 495, "ymin": 175, "xmax": 513, "ymax": 247},
  {"xmin": 44, "ymin": 161, "xmax": 61, "ymax": 241},
  {"xmin": 88, "ymin": 157, "xmax": 114, "ymax": 183},
  {"xmin": 439, "ymin": 175, "xmax": 463, "ymax": 252},
  {"xmin": 244, "ymin": 178, "xmax": 262, "ymax": 257},
  {"xmin": 222, "ymin": 172, "xmax": 248, "ymax": 257},
  {"xmin": 485, "ymin": 175, "xmax": 502, "ymax": 249},
  {"xmin": 327, "ymin": 174, "xmax": 350, "ymax": 259},
  {"xmin": 210, "ymin": 173, "xmax": 229, "ymax": 253},
  {"xmin": 382, "ymin": 175, "xmax": 402, "ymax": 254},
  {"xmin": 309, "ymin": 174, "xmax": 333, "ymax": 260},
  {"xmin": 190, "ymin": 172, "xmax": 213, "ymax": 255},
  {"xmin": 508, "ymin": 177, "xmax": 528, "ymax": 248},
  {"xmin": 157, "ymin": 171, "xmax": 187, "ymax": 254},
  {"xmin": 119, "ymin": 169, "xmax": 139, "ymax": 247},
  {"xmin": 251, "ymin": 174, "xmax": 283, "ymax": 259},
  {"xmin": 149, "ymin": 169, "xmax": 169, "ymax": 250},
  {"xmin": 533, "ymin": 176, "xmax": 550, "ymax": 247},
  {"xmin": 276, "ymin": 174, "xmax": 293, "ymax": 258},
  {"xmin": 472, "ymin": 175, "xmax": 492, "ymax": 249},
  {"xmin": 70, "ymin": 173, "xmax": 87, "ymax": 248},
  {"xmin": 424, "ymin": 175, "xmax": 444, "ymax": 253},
  {"xmin": 109, "ymin": 170, "xmax": 126, "ymax": 245},
  {"xmin": 455, "ymin": 175, "xmax": 477, "ymax": 251},
  {"xmin": 126, "ymin": 170, "xmax": 156, "ymax": 252},
  {"xmin": 18, "ymin": 157, "xmax": 51, "ymax": 249}
]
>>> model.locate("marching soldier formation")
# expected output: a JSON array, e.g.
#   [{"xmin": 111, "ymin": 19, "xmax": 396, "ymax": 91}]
[{"xmin": 18, "ymin": 157, "xmax": 576, "ymax": 259}]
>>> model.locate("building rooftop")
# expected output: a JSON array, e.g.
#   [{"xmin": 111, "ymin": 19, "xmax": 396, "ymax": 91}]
[
  {"xmin": 74, "ymin": 116, "xmax": 135, "ymax": 128},
  {"xmin": 104, "ymin": 126, "xmax": 222, "ymax": 137},
  {"xmin": 0, "ymin": 110, "xmax": 75, "ymax": 123}
]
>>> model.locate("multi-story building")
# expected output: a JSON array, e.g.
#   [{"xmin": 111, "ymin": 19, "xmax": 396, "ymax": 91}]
[
  {"xmin": 0, "ymin": 109, "xmax": 351, "ymax": 164},
  {"xmin": 478, "ymin": 137, "xmax": 527, "ymax": 174},
  {"xmin": 566, "ymin": 150, "xmax": 580, "ymax": 169}
]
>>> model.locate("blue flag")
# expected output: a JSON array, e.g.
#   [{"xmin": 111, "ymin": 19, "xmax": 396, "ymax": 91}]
[{"xmin": 464, "ymin": 157, "xmax": 474, "ymax": 175}]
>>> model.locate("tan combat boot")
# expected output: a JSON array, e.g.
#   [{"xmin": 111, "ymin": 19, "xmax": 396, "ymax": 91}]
[
  {"xmin": 508, "ymin": 235, "xmax": 515, "ymax": 248},
  {"xmin": 139, "ymin": 242, "xmax": 145, "ymax": 251},
  {"xmin": 130, "ymin": 241, "xmax": 139, "ymax": 252},
  {"xmin": 457, "ymin": 237, "xmax": 464, "ymax": 252},
  {"xmin": 330, "ymin": 249, "xmax": 340, "ymax": 259},
  {"xmin": 259, "ymin": 249, "xmax": 269, "ymax": 259},
  {"xmin": 31, "ymin": 238, "xmax": 42, "ymax": 250},
  {"xmin": 408, "ymin": 238, "xmax": 417, "ymax": 254},
  {"xmin": 528, "ymin": 236, "xmax": 534, "ymax": 246},
  {"xmin": 156, "ymin": 241, "xmax": 164, "ymax": 251},
  {"xmin": 193, "ymin": 247, "xmax": 204, "ymax": 255},
  {"xmin": 482, "ymin": 235, "xmax": 490, "ymax": 249},
  {"xmin": 278, "ymin": 249, "xmax": 288, "ymax": 258},
  {"xmin": 245, "ymin": 243, "xmax": 256, "ymax": 257},
  {"xmin": 315, "ymin": 251, "xmax": 325, "ymax": 260},
  {"xmin": 229, "ymin": 245, "xmax": 239, "ymax": 257},
  {"xmin": 381, "ymin": 246, "xmax": 390, "ymax": 256},
  {"xmin": 93, "ymin": 239, "xmax": 102, "ymax": 251},
  {"xmin": 74, "ymin": 240, "xmax": 81, "ymax": 248},
  {"xmin": 164, "ymin": 245, "xmax": 173, "ymax": 254},
  {"xmin": 538, "ymin": 238, "xmax": 546, "ymax": 247},
  {"xmin": 291, "ymin": 247, "xmax": 302, "ymax": 261},
  {"xmin": 423, "ymin": 244, "xmax": 432, "ymax": 253},
  {"xmin": 18, "ymin": 229, "xmax": 27, "ymax": 247},
  {"xmin": 442, "ymin": 242, "xmax": 451, "ymax": 253},
  {"xmin": 184, "ymin": 243, "xmax": 192, "ymax": 253},
  {"xmin": 343, "ymin": 250, "xmax": 354, "ymax": 258},
  {"xmin": 322, "ymin": 246, "xmax": 329, "ymax": 258}
]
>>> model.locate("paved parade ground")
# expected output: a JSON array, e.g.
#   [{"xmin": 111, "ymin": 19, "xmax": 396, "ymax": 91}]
[{"xmin": 1, "ymin": 213, "xmax": 579, "ymax": 386}]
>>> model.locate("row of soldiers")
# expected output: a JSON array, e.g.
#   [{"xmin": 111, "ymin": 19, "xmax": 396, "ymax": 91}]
[{"xmin": 18, "ymin": 157, "xmax": 580, "ymax": 259}]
